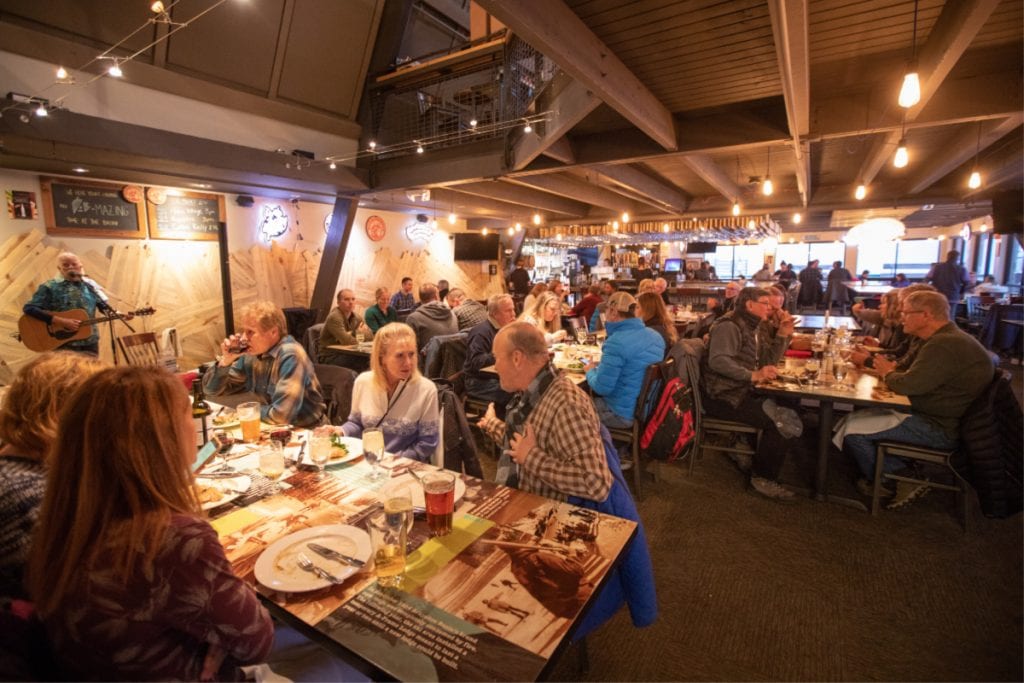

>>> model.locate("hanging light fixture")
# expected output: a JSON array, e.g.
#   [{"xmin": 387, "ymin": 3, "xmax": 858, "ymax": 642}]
[
  {"xmin": 898, "ymin": 0, "xmax": 921, "ymax": 108},
  {"xmin": 108, "ymin": 61, "xmax": 123, "ymax": 78},
  {"xmin": 893, "ymin": 139, "xmax": 909, "ymax": 168},
  {"xmin": 448, "ymin": 196, "xmax": 457, "ymax": 224},
  {"xmin": 855, "ymin": 183, "xmax": 867, "ymax": 200},
  {"xmin": 523, "ymin": 120, "xmax": 533, "ymax": 134},
  {"xmin": 532, "ymin": 212, "xmax": 541, "ymax": 225},
  {"xmin": 34, "ymin": 103, "xmax": 48, "ymax": 117},
  {"xmin": 968, "ymin": 121, "xmax": 983, "ymax": 189},
  {"xmin": 731, "ymin": 156, "xmax": 742, "ymax": 216},
  {"xmin": 482, "ymin": 227, "xmax": 489, "ymax": 236},
  {"xmin": 514, "ymin": 221, "xmax": 522, "ymax": 232},
  {"xmin": 732, "ymin": 201, "xmax": 740, "ymax": 216},
  {"xmin": 55, "ymin": 66, "xmax": 68, "ymax": 80},
  {"xmin": 621, "ymin": 212, "xmax": 630, "ymax": 223},
  {"xmin": 792, "ymin": 212, "xmax": 802, "ymax": 224},
  {"xmin": 368, "ymin": 140, "xmax": 377, "ymax": 150},
  {"xmin": 762, "ymin": 148, "xmax": 773, "ymax": 196},
  {"xmin": 662, "ymin": 223, "xmax": 670, "ymax": 233}
]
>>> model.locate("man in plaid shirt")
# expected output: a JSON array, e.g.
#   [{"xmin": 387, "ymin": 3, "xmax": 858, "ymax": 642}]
[
  {"xmin": 478, "ymin": 322, "xmax": 611, "ymax": 503},
  {"xmin": 389, "ymin": 276, "xmax": 417, "ymax": 313}
]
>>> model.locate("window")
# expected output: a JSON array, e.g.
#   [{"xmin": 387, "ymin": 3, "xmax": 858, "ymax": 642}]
[
  {"xmin": 707, "ymin": 245, "xmax": 766, "ymax": 280},
  {"xmin": 772, "ymin": 243, "xmax": 844, "ymax": 273},
  {"xmin": 857, "ymin": 239, "xmax": 939, "ymax": 280}
]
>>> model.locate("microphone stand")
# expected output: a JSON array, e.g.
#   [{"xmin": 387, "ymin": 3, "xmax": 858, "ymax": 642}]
[{"xmin": 83, "ymin": 279, "xmax": 134, "ymax": 366}]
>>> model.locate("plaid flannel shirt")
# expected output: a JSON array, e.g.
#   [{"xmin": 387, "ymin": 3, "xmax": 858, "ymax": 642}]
[{"xmin": 480, "ymin": 373, "xmax": 611, "ymax": 502}]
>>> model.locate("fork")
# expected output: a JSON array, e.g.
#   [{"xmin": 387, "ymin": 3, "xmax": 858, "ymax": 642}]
[{"xmin": 296, "ymin": 553, "xmax": 343, "ymax": 584}]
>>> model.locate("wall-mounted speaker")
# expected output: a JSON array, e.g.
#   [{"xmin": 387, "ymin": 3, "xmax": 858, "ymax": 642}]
[
  {"xmin": 991, "ymin": 191, "xmax": 1022, "ymax": 235},
  {"xmin": 236, "ymin": 195, "xmax": 254, "ymax": 207}
]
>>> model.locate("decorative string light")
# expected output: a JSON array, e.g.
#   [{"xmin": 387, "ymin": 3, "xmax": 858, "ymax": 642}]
[{"xmin": 523, "ymin": 120, "xmax": 533, "ymax": 134}]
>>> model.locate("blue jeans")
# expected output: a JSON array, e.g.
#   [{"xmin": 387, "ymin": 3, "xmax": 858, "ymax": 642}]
[
  {"xmin": 593, "ymin": 396, "xmax": 633, "ymax": 429},
  {"xmin": 844, "ymin": 413, "xmax": 957, "ymax": 480}
]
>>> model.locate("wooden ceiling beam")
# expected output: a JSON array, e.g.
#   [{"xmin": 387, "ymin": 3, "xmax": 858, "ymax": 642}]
[
  {"xmin": 446, "ymin": 180, "xmax": 589, "ymax": 216},
  {"xmin": 682, "ymin": 154, "xmax": 743, "ymax": 205},
  {"xmin": 507, "ymin": 174, "xmax": 640, "ymax": 213},
  {"xmin": 855, "ymin": 0, "xmax": 1002, "ymax": 187},
  {"xmin": 587, "ymin": 164, "xmax": 690, "ymax": 214},
  {"xmin": 907, "ymin": 114, "xmax": 1024, "ymax": 195},
  {"xmin": 767, "ymin": 0, "xmax": 811, "ymax": 207},
  {"xmin": 542, "ymin": 137, "xmax": 575, "ymax": 164},
  {"xmin": 359, "ymin": 187, "xmax": 529, "ymax": 218},
  {"xmin": 475, "ymin": 0, "xmax": 677, "ymax": 151},
  {"xmin": 511, "ymin": 76, "xmax": 599, "ymax": 170}
]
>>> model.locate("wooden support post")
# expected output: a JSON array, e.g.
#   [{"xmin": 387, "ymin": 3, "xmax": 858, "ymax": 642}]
[{"xmin": 311, "ymin": 196, "xmax": 358, "ymax": 322}]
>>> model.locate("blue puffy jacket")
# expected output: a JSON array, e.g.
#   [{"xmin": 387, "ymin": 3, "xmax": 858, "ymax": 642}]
[{"xmin": 586, "ymin": 317, "xmax": 665, "ymax": 420}]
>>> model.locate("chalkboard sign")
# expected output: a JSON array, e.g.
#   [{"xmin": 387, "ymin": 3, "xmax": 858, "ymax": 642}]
[
  {"xmin": 146, "ymin": 188, "xmax": 224, "ymax": 241},
  {"xmin": 41, "ymin": 177, "xmax": 146, "ymax": 239}
]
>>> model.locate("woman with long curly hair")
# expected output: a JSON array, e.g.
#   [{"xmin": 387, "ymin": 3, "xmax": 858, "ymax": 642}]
[
  {"xmin": 637, "ymin": 291, "xmax": 677, "ymax": 352},
  {"xmin": 27, "ymin": 366, "xmax": 273, "ymax": 680},
  {"xmin": 519, "ymin": 291, "xmax": 567, "ymax": 344}
]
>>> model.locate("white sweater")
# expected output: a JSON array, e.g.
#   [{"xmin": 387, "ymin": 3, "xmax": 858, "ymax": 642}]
[{"xmin": 341, "ymin": 373, "xmax": 440, "ymax": 462}]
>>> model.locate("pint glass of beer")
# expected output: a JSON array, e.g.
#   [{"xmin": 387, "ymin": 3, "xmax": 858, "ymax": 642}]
[
  {"xmin": 422, "ymin": 471, "xmax": 456, "ymax": 536},
  {"xmin": 237, "ymin": 401, "xmax": 260, "ymax": 443}
]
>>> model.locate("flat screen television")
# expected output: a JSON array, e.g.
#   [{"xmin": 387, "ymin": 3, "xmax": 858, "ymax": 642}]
[
  {"xmin": 687, "ymin": 241, "xmax": 718, "ymax": 254},
  {"xmin": 453, "ymin": 233, "xmax": 500, "ymax": 260},
  {"xmin": 573, "ymin": 247, "xmax": 600, "ymax": 267},
  {"xmin": 663, "ymin": 258, "xmax": 682, "ymax": 272}
]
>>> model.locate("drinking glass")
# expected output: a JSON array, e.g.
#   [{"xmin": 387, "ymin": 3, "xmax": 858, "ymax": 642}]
[
  {"xmin": 804, "ymin": 359, "xmax": 820, "ymax": 386},
  {"xmin": 237, "ymin": 401, "xmax": 261, "ymax": 443},
  {"xmin": 363, "ymin": 428, "xmax": 385, "ymax": 480},
  {"xmin": 367, "ymin": 509, "xmax": 406, "ymax": 588},
  {"xmin": 422, "ymin": 471, "xmax": 456, "ymax": 537},
  {"xmin": 259, "ymin": 441, "xmax": 286, "ymax": 493},
  {"xmin": 575, "ymin": 327, "xmax": 588, "ymax": 344},
  {"xmin": 355, "ymin": 329, "xmax": 366, "ymax": 344},
  {"xmin": 833, "ymin": 360, "xmax": 847, "ymax": 386},
  {"xmin": 309, "ymin": 432, "xmax": 333, "ymax": 479}
]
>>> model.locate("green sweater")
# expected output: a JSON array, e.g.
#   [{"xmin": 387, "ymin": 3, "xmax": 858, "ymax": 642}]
[{"xmin": 885, "ymin": 323, "xmax": 993, "ymax": 438}]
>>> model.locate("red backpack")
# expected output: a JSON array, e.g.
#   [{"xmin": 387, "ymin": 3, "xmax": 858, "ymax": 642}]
[{"xmin": 640, "ymin": 376, "xmax": 696, "ymax": 462}]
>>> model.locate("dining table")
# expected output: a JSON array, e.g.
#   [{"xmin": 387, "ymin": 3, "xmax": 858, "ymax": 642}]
[
  {"xmin": 792, "ymin": 315, "xmax": 861, "ymax": 332},
  {"xmin": 200, "ymin": 435, "xmax": 637, "ymax": 681},
  {"xmin": 754, "ymin": 357, "xmax": 911, "ymax": 509}
]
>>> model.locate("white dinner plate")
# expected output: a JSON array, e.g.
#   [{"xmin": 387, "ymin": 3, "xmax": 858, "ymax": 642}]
[
  {"xmin": 209, "ymin": 418, "xmax": 240, "ymax": 430},
  {"xmin": 301, "ymin": 435, "xmax": 363, "ymax": 467},
  {"xmin": 383, "ymin": 473, "xmax": 467, "ymax": 510},
  {"xmin": 195, "ymin": 474, "xmax": 251, "ymax": 510},
  {"xmin": 254, "ymin": 524, "xmax": 371, "ymax": 592}
]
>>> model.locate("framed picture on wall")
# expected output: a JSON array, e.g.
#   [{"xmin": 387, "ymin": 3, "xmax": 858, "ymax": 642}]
[
  {"xmin": 40, "ymin": 177, "xmax": 147, "ymax": 238},
  {"xmin": 146, "ymin": 187, "xmax": 225, "ymax": 241}
]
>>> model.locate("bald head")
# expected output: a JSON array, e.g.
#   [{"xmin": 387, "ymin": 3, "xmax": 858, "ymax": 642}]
[{"xmin": 493, "ymin": 322, "xmax": 550, "ymax": 392}]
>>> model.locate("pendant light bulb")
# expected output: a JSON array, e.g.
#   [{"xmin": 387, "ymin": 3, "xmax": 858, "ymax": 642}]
[
  {"xmin": 481, "ymin": 227, "xmax": 488, "ymax": 236},
  {"xmin": 898, "ymin": 69, "xmax": 920, "ymax": 109},
  {"xmin": 855, "ymin": 184, "xmax": 867, "ymax": 200},
  {"xmin": 328, "ymin": 161, "xmax": 337, "ymax": 170},
  {"xmin": 416, "ymin": 144, "xmax": 424, "ymax": 154},
  {"xmin": 762, "ymin": 177, "xmax": 773, "ymax": 196},
  {"xmin": 448, "ymin": 212, "xmax": 457, "ymax": 224},
  {"xmin": 968, "ymin": 170, "xmax": 982, "ymax": 190},
  {"xmin": 523, "ymin": 122, "xmax": 532, "ymax": 134},
  {"xmin": 893, "ymin": 140, "xmax": 909, "ymax": 168},
  {"xmin": 368, "ymin": 140, "xmax": 377, "ymax": 150},
  {"xmin": 514, "ymin": 222, "xmax": 522, "ymax": 231},
  {"xmin": 732, "ymin": 201, "xmax": 740, "ymax": 216},
  {"xmin": 792, "ymin": 212, "xmax": 802, "ymax": 224},
  {"xmin": 469, "ymin": 118, "xmax": 478, "ymax": 128},
  {"xmin": 532, "ymin": 212, "xmax": 541, "ymax": 225},
  {"xmin": 662, "ymin": 223, "xmax": 670, "ymax": 233},
  {"xmin": 621, "ymin": 212, "xmax": 630, "ymax": 223},
  {"xmin": 507, "ymin": 227, "xmax": 514, "ymax": 236},
  {"xmin": 56, "ymin": 66, "xmax": 68, "ymax": 80}
]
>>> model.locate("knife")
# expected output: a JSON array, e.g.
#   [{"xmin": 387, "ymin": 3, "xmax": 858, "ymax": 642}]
[{"xmin": 307, "ymin": 542, "xmax": 366, "ymax": 567}]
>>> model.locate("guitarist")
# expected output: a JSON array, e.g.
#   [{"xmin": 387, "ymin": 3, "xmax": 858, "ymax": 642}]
[{"xmin": 22, "ymin": 252, "xmax": 128, "ymax": 355}]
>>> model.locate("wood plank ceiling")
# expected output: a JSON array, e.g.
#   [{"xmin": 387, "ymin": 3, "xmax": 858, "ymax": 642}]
[{"xmin": 0, "ymin": 0, "xmax": 1019, "ymax": 236}]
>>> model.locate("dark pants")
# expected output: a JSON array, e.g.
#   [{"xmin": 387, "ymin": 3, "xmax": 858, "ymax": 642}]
[
  {"xmin": 65, "ymin": 342, "xmax": 100, "ymax": 355},
  {"xmin": 466, "ymin": 376, "xmax": 511, "ymax": 419},
  {"xmin": 318, "ymin": 350, "xmax": 368, "ymax": 373},
  {"xmin": 703, "ymin": 393, "xmax": 791, "ymax": 480}
]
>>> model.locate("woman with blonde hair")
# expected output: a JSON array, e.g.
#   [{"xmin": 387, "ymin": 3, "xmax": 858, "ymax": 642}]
[
  {"xmin": 27, "ymin": 366, "xmax": 273, "ymax": 680},
  {"xmin": 637, "ymin": 278, "xmax": 656, "ymax": 294},
  {"xmin": 0, "ymin": 351, "xmax": 104, "ymax": 599},
  {"xmin": 519, "ymin": 291, "xmax": 567, "ymax": 344},
  {"xmin": 522, "ymin": 282, "xmax": 547, "ymax": 315},
  {"xmin": 340, "ymin": 322, "xmax": 440, "ymax": 462},
  {"xmin": 637, "ymin": 291, "xmax": 677, "ymax": 352}
]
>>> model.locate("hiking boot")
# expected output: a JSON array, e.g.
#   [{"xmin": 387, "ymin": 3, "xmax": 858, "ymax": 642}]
[
  {"xmin": 856, "ymin": 477, "xmax": 894, "ymax": 499},
  {"xmin": 750, "ymin": 476, "xmax": 797, "ymax": 502},
  {"xmin": 727, "ymin": 451, "xmax": 752, "ymax": 473},
  {"xmin": 886, "ymin": 480, "xmax": 931, "ymax": 510}
]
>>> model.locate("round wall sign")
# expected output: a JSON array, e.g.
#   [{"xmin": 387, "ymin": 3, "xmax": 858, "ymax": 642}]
[
  {"xmin": 365, "ymin": 215, "xmax": 387, "ymax": 241},
  {"xmin": 146, "ymin": 187, "xmax": 167, "ymax": 205},
  {"xmin": 121, "ymin": 185, "xmax": 143, "ymax": 203}
]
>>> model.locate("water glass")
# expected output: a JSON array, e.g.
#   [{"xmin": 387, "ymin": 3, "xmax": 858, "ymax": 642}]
[
  {"xmin": 575, "ymin": 327, "xmax": 588, "ymax": 344},
  {"xmin": 367, "ymin": 510, "xmax": 406, "ymax": 588},
  {"xmin": 363, "ymin": 428, "xmax": 385, "ymax": 480},
  {"xmin": 355, "ymin": 329, "xmax": 366, "ymax": 344},
  {"xmin": 804, "ymin": 359, "xmax": 820, "ymax": 385},
  {"xmin": 309, "ymin": 432, "xmax": 332, "ymax": 479},
  {"xmin": 259, "ymin": 441, "xmax": 286, "ymax": 492}
]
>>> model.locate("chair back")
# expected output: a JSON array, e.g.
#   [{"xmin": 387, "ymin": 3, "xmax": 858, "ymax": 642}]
[
  {"xmin": 118, "ymin": 332, "xmax": 161, "ymax": 366},
  {"xmin": 423, "ymin": 333, "xmax": 467, "ymax": 379},
  {"xmin": 314, "ymin": 364, "xmax": 357, "ymax": 425},
  {"xmin": 304, "ymin": 323, "xmax": 325, "ymax": 362}
]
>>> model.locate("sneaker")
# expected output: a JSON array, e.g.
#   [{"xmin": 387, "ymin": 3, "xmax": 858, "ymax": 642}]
[
  {"xmin": 856, "ymin": 477, "xmax": 894, "ymax": 499},
  {"xmin": 886, "ymin": 480, "xmax": 930, "ymax": 510},
  {"xmin": 727, "ymin": 451, "xmax": 752, "ymax": 473},
  {"xmin": 750, "ymin": 476, "xmax": 797, "ymax": 502}
]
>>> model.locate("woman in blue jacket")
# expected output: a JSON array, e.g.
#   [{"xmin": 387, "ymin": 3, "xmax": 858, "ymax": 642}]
[{"xmin": 585, "ymin": 292, "xmax": 665, "ymax": 428}]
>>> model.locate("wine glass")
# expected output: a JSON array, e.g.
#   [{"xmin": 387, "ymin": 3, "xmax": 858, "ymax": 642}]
[
  {"xmin": 309, "ymin": 432, "xmax": 332, "ymax": 480},
  {"xmin": 363, "ymin": 428, "xmax": 385, "ymax": 481},
  {"xmin": 804, "ymin": 359, "xmax": 820, "ymax": 386},
  {"xmin": 259, "ymin": 442, "xmax": 286, "ymax": 493},
  {"xmin": 575, "ymin": 327, "xmax": 588, "ymax": 344},
  {"xmin": 355, "ymin": 329, "xmax": 366, "ymax": 344}
]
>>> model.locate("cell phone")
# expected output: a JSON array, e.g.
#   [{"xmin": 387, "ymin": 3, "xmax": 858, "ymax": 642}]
[{"xmin": 192, "ymin": 440, "xmax": 219, "ymax": 472}]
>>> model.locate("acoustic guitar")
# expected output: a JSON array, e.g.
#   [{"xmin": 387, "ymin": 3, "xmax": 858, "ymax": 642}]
[{"xmin": 17, "ymin": 307, "xmax": 156, "ymax": 352}]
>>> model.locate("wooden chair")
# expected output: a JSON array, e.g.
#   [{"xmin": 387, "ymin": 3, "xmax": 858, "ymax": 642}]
[
  {"xmin": 606, "ymin": 360, "xmax": 671, "ymax": 500},
  {"xmin": 118, "ymin": 332, "xmax": 161, "ymax": 366},
  {"xmin": 871, "ymin": 441, "xmax": 968, "ymax": 528}
]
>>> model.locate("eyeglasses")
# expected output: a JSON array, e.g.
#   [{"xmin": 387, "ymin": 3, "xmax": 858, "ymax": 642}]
[{"xmin": 901, "ymin": 309, "xmax": 926, "ymax": 317}]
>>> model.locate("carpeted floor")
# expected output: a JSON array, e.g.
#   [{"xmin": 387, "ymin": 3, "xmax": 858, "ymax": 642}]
[{"xmin": 469, "ymin": 365, "xmax": 1024, "ymax": 682}]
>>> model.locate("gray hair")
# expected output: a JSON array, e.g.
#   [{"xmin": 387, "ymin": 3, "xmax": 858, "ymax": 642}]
[
  {"xmin": 487, "ymin": 293, "xmax": 513, "ymax": 316},
  {"xmin": 447, "ymin": 288, "xmax": 466, "ymax": 304},
  {"xmin": 905, "ymin": 291, "xmax": 950, "ymax": 321},
  {"xmin": 500, "ymin": 321, "xmax": 548, "ymax": 361}
]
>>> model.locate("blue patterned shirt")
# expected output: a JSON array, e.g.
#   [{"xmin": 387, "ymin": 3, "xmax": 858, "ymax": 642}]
[
  {"xmin": 203, "ymin": 335, "xmax": 325, "ymax": 427},
  {"xmin": 23, "ymin": 277, "xmax": 111, "ymax": 350},
  {"xmin": 390, "ymin": 290, "xmax": 416, "ymax": 312}
]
